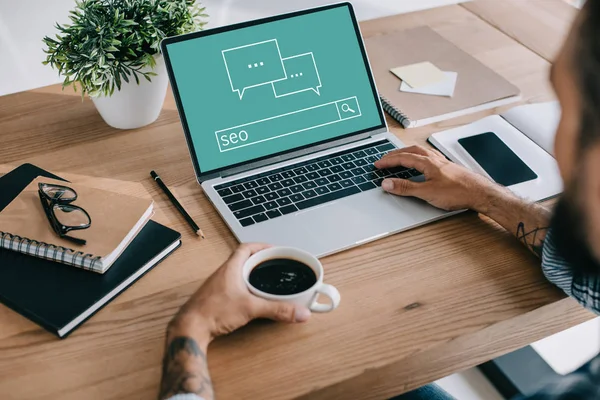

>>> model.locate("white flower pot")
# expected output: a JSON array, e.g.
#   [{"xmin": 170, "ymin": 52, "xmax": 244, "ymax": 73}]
[{"xmin": 91, "ymin": 55, "xmax": 168, "ymax": 130}]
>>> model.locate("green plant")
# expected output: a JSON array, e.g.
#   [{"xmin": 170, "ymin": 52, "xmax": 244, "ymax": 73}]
[{"xmin": 43, "ymin": 0, "xmax": 208, "ymax": 97}]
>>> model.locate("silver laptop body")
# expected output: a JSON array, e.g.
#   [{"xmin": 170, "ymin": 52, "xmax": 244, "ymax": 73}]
[{"xmin": 161, "ymin": 3, "xmax": 454, "ymax": 257}]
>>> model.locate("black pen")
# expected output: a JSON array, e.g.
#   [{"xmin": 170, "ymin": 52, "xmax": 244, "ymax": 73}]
[{"xmin": 150, "ymin": 170, "xmax": 205, "ymax": 238}]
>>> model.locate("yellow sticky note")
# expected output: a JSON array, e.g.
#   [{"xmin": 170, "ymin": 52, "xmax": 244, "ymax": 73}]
[{"xmin": 390, "ymin": 62, "xmax": 446, "ymax": 89}]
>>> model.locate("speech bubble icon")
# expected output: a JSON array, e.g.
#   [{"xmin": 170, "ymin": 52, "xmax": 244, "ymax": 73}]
[
  {"xmin": 222, "ymin": 39, "xmax": 287, "ymax": 100},
  {"xmin": 272, "ymin": 53, "xmax": 322, "ymax": 98}
]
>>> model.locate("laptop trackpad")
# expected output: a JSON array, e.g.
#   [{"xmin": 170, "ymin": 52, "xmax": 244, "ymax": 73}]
[{"xmin": 294, "ymin": 195, "xmax": 395, "ymax": 255}]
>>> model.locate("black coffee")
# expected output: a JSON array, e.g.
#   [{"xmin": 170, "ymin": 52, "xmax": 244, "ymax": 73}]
[{"xmin": 249, "ymin": 258, "xmax": 317, "ymax": 295}]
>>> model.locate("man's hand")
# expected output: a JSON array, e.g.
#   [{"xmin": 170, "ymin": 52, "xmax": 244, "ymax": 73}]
[
  {"xmin": 375, "ymin": 145, "xmax": 504, "ymax": 212},
  {"xmin": 169, "ymin": 243, "xmax": 311, "ymax": 343},
  {"xmin": 159, "ymin": 244, "xmax": 311, "ymax": 400},
  {"xmin": 375, "ymin": 145, "xmax": 551, "ymax": 258}
]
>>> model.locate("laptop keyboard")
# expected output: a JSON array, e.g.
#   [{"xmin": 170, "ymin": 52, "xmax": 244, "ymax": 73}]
[{"xmin": 214, "ymin": 140, "xmax": 423, "ymax": 227}]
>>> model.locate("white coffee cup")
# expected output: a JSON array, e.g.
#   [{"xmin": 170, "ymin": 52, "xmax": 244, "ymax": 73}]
[{"xmin": 242, "ymin": 247, "xmax": 341, "ymax": 313}]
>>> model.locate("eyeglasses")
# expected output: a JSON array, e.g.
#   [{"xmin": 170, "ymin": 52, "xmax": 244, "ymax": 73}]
[{"xmin": 38, "ymin": 183, "xmax": 91, "ymax": 245}]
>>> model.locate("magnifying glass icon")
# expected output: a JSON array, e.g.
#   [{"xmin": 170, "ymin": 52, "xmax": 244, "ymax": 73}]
[{"xmin": 341, "ymin": 103, "xmax": 356, "ymax": 113}]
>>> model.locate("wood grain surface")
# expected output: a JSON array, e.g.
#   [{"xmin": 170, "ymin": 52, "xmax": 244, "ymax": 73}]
[
  {"xmin": 462, "ymin": 0, "xmax": 578, "ymax": 62},
  {"xmin": 0, "ymin": 2, "xmax": 594, "ymax": 400}
]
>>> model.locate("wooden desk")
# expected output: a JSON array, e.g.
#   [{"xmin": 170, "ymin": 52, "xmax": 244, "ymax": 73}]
[{"xmin": 0, "ymin": 1, "xmax": 593, "ymax": 399}]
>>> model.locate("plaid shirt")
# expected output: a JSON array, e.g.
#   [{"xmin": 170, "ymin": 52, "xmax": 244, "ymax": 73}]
[{"xmin": 542, "ymin": 229, "xmax": 600, "ymax": 315}]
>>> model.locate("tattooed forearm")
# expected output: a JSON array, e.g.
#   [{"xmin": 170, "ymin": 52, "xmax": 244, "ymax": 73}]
[
  {"xmin": 479, "ymin": 186, "xmax": 551, "ymax": 258},
  {"xmin": 516, "ymin": 223, "xmax": 549, "ymax": 258},
  {"xmin": 158, "ymin": 336, "xmax": 214, "ymax": 400}
]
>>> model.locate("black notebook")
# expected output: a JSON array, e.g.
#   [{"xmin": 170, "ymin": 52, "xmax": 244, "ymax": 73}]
[{"xmin": 0, "ymin": 164, "xmax": 182, "ymax": 338}]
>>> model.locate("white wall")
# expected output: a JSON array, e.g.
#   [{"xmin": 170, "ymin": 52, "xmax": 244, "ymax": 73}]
[
  {"xmin": 0, "ymin": 0, "xmax": 76, "ymax": 95},
  {"xmin": 0, "ymin": 0, "xmax": 469, "ymax": 95}
]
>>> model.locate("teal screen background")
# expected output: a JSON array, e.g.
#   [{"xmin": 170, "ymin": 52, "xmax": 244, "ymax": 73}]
[{"xmin": 166, "ymin": 6, "xmax": 383, "ymax": 173}]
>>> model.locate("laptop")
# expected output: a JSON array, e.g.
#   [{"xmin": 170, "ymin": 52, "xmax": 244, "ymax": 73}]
[{"xmin": 161, "ymin": 2, "xmax": 453, "ymax": 256}]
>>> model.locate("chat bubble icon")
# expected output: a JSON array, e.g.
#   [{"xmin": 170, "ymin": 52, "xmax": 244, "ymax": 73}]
[
  {"xmin": 222, "ymin": 39, "xmax": 287, "ymax": 100},
  {"xmin": 272, "ymin": 53, "xmax": 322, "ymax": 97}
]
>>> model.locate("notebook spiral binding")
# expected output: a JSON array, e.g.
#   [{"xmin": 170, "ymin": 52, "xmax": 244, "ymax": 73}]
[
  {"xmin": 380, "ymin": 96, "xmax": 412, "ymax": 129},
  {"xmin": 0, "ymin": 231, "xmax": 101, "ymax": 271}
]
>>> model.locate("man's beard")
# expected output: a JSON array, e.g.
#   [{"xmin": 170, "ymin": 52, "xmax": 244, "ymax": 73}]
[{"xmin": 550, "ymin": 183, "xmax": 600, "ymax": 276}]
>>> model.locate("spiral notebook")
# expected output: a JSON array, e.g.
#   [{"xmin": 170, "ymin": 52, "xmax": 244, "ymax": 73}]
[
  {"xmin": 0, "ymin": 176, "xmax": 154, "ymax": 274},
  {"xmin": 364, "ymin": 27, "xmax": 521, "ymax": 128},
  {"xmin": 0, "ymin": 164, "xmax": 181, "ymax": 338}
]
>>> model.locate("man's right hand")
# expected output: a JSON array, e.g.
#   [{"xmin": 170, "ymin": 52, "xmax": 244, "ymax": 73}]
[{"xmin": 375, "ymin": 145, "xmax": 505, "ymax": 212}]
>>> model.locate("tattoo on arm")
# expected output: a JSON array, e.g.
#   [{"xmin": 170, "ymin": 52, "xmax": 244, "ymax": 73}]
[
  {"xmin": 516, "ymin": 222, "xmax": 549, "ymax": 258},
  {"xmin": 158, "ymin": 337, "xmax": 214, "ymax": 400},
  {"xmin": 478, "ymin": 186, "xmax": 551, "ymax": 259}
]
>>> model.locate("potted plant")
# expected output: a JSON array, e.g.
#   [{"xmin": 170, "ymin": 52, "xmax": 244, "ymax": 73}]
[{"xmin": 42, "ymin": 0, "xmax": 208, "ymax": 130}]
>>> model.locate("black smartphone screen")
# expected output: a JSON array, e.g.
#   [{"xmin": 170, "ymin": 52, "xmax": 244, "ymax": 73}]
[{"xmin": 458, "ymin": 132, "xmax": 538, "ymax": 187}]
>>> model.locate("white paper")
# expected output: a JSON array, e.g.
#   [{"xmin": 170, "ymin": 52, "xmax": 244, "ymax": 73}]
[
  {"xmin": 391, "ymin": 62, "xmax": 446, "ymax": 88},
  {"xmin": 399, "ymin": 71, "xmax": 458, "ymax": 97},
  {"xmin": 501, "ymin": 101, "xmax": 560, "ymax": 156}
]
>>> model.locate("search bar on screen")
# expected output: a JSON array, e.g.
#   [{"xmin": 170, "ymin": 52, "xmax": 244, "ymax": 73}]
[{"xmin": 215, "ymin": 96, "xmax": 362, "ymax": 152}]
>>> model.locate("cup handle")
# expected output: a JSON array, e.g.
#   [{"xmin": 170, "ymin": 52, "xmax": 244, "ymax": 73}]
[{"xmin": 309, "ymin": 283, "xmax": 341, "ymax": 313}]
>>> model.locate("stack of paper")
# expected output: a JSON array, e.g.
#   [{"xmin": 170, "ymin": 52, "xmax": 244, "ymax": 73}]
[{"xmin": 391, "ymin": 61, "xmax": 458, "ymax": 97}]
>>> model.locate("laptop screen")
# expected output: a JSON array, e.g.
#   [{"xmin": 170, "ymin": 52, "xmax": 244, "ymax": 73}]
[{"xmin": 163, "ymin": 4, "xmax": 385, "ymax": 174}]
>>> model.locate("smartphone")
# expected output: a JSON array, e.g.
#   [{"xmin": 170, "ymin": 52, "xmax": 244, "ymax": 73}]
[{"xmin": 458, "ymin": 132, "xmax": 538, "ymax": 187}]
